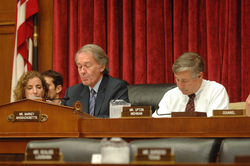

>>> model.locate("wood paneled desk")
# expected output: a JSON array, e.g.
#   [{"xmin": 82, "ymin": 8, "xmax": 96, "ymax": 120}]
[
  {"xmin": 79, "ymin": 116, "xmax": 250, "ymax": 138},
  {"xmin": 0, "ymin": 162, "xmax": 249, "ymax": 166},
  {"xmin": 1, "ymin": 116, "xmax": 250, "ymax": 161},
  {"xmin": 1, "ymin": 99, "xmax": 250, "ymax": 161},
  {"xmin": 0, "ymin": 99, "xmax": 80, "ymax": 161}
]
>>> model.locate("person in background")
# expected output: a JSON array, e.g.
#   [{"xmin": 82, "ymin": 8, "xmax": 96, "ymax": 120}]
[
  {"xmin": 153, "ymin": 52, "xmax": 229, "ymax": 117},
  {"xmin": 61, "ymin": 44, "xmax": 130, "ymax": 118},
  {"xmin": 13, "ymin": 71, "xmax": 49, "ymax": 101},
  {"xmin": 41, "ymin": 70, "xmax": 63, "ymax": 105},
  {"xmin": 245, "ymin": 95, "xmax": 250, "ymax": 116}
]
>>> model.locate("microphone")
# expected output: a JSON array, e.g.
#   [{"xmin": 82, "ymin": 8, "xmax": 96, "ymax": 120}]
[
  {"xmin": 47, "ymin": 96, "xmax": 70, "ymax": 101},
  {"xmin": 155, "ymin": 106, "xmax": 172, "ymax": 116}
]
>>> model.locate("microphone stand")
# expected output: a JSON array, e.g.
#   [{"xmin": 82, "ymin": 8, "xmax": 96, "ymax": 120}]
[
  {"xmin": 46, "ymin": 97, "xmax": 70, "ymax": 105},
  {"xmin": 46, "ymin": 96, "xmax": 70, "ymax": 101},
  {"xmin": 155, "ymin": 107, "xmax": 172, "ymax": 116}
]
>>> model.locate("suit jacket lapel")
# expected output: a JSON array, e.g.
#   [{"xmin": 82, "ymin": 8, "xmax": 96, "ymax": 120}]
[
  {"xmin": 80, "ymin": 86, "xmax": 90, "ymax": 114},
  {"xmin": 94, "ymin": 75, "xmax": 108, "ymax": 116}
]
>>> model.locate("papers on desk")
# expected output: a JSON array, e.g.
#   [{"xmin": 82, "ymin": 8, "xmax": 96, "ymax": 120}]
[{"xmin": 28, "ymin": 95, "xmax": 43, "ymax": 100}]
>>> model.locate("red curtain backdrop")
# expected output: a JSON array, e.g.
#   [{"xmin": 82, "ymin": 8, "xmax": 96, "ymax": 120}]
[{"xmin": 53, "ymin": 0, "xmax": 250, "ymax": 103}]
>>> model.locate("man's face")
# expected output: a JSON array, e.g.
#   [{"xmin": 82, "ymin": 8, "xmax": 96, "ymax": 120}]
[
  {"xmin": 76, "ymin": 51, "xmax": 105, "ymax": 88},
  {"xmin": 44, "ymin": 76, "xmax": 58, "ymax": 99},
  {"xmin": 25, "ymin": 77, "xmax": 45, "ymax": 99},
  {"xmin": 174, "ymin": 70, "xmax": 203, "ymax": 95}
]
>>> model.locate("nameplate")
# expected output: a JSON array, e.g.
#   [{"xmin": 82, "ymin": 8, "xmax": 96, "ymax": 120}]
[
  {"xmin": 121, "ymin": 106, "xmax": 152, "ymax": 118},
  {"xmin": 134, "ymin": 148, "xmax": 174, "ymax": 162},
  {"xmin": 7, "ymin": 111, "xmax": 48, "ymax": 122},
  {"xmin": 25, "ymin": 148, "xmax": 62, "ymax": 161},
  {"xmin": 213, "ymin": 109, "xmax": 246, "ymax": 117},
  {"xmin": 171, "ymin": 111, "xmax": 207, "ymax": 117},
  {"xmin": 14, "ymin": 111, "xmax": 40, "ymax": 122},
  {"xmin": 235, "ymin": 156, "xmax": 250, "ymax": 163}
]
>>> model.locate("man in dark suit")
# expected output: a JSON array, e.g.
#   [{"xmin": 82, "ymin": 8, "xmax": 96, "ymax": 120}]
[{"xmin": 61, "ymin": 44, "xmax": 129, "ymax": 118}]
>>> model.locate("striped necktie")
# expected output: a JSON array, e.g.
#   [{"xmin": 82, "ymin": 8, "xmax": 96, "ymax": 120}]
[
  {"xmin": 185, "ymin": 93, "xmax": 196, "ymax": 112},
  {"xmin": 89, "ymin": 89, "xmax": 96, "ymax": 116}
]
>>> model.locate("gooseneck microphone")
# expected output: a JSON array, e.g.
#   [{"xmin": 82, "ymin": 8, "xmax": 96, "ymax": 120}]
[
  {"xmin": 155, "ymin": 106, "xmax": 172, "ymax": 116},
  {"xmin": 47, "ymin": 96, "xmax": 70, "ymax": 101}
]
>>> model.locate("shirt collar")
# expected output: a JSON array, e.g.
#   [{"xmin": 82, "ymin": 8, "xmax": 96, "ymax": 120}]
[
  {"xmin": 89, "ymin": 76, "xmax": 103, "ymax": 93},
  {"xmin": 182, "ymin": 79, "xmax": 204, "ymax": 101},
  {"xmin": 193, "ymin": 79, "xmax": 205, "ymax": 100}
]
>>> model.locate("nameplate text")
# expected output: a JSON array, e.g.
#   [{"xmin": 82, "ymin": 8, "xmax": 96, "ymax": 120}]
[
  {"xmin": 25, "ymin": 148, "xmax": 62, "ymax": 161},
  {"xmin": 135, "ymin": 148, "xmax": 174, "ymax": 162},
  {"xmin": 14, "ymin": 111, "xmax": 40, "ymax": 122},
  {"xmin": 213, "ymin": 109, "xmax": 246, "ymax": 117},
  {"xmin": 121, "ymin": 106, "xmax": 151, "ymax": 118}
]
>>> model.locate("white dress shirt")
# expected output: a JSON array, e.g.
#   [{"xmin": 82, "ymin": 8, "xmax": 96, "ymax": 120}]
[{"xmin": 152, "ymin": 79, "xmax": 229, "ymax": 117}]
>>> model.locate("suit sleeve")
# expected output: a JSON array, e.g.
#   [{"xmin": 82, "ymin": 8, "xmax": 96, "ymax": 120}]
[
  {"xmin": 113, "ymin": 81, "xmax": 130, "ymax": 103},
  {"xmin": 96, "ymin": 81, "xmax": 129, "ymax": 118}
]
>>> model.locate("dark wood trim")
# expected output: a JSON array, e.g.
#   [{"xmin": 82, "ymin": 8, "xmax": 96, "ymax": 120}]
[{"xmin": 37, "ymin": 0, "xmax": 53, "ymax": 72}]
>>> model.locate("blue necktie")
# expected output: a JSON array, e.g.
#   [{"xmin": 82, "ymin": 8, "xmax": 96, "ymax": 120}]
[{"xmin": 89, "ymin": 89, "xmax": 96, "ymax": 116}]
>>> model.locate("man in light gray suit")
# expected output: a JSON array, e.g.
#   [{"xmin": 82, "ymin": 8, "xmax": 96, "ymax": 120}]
[{"xmin": 61, "ymin": 44, "xmax": 129, "ymax": 118}]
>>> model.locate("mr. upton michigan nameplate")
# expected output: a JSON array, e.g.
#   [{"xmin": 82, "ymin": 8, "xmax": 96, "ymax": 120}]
[{"xmin": 121, "ymin": 106, "xmax": 152, "ymax": 117}]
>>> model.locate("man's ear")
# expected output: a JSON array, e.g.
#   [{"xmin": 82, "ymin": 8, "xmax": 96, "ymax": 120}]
[
  {"xmin": 56, "ymin": 85, "xmax": 62, "ymax": 94},
  {"xmin": 100, "ymin": 65, "xmax": 105, "ymax": 73},
  {"xmin": 197, "ymin": 72, "xmax": 203, "ymax": 80}
]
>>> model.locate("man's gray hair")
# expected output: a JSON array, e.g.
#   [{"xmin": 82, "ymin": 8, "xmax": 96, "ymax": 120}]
[
  {"xmin": 75, "ymin": 44, "xmax": 110, "ymax": 74},
  {"xmin": 172, "ymin": 52, "xmax": 204, "ymax": 78}
]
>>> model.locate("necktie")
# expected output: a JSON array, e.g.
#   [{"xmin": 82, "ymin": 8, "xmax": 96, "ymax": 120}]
[
  {"xmin": 89, "ymin": 89, "xmax": 96, "ymax": 116},
  {"xmin": 185, "ymin": 93, "xmax": 196, "ymax": 112}
]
